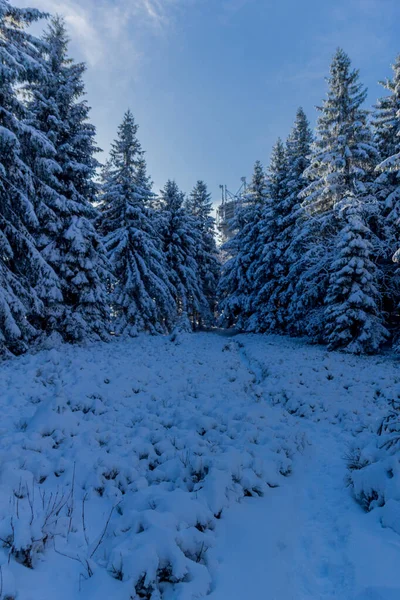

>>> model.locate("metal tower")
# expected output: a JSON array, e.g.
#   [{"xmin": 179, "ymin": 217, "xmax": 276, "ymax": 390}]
[{"xmin": 216, "ymin": 177, "xmax": 247, "ymax": 243}]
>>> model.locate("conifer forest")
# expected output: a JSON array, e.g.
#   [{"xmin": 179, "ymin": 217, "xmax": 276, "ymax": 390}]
[{"xmin": 2, "ymin": 2, "xmax": 400, "ymax": 599}]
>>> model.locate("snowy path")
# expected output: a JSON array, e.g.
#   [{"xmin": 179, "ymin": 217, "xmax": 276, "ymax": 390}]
[
  {"xmin": 209, "ymin": 335, "xmax": 400, "ymax": 600},
  {"xmin": 210, "ymin": 425, "xmax": 400, "ymax": 600},
  {"xmin": 1, "ymin": 332, "xmax": 400, "ymax": 599}
]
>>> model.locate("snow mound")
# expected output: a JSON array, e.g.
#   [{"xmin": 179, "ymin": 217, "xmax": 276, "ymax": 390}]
[
  {"xmin": 348, "ymin": 401, "xmax": 400, "ymax": 519},
  {"xmin": 0, "ymin": 333, "xmax": 301, "ymax": 599}
]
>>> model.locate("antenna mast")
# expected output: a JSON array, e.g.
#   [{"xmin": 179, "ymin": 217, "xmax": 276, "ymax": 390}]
[{"xmin": 216, "ymin": 178, "xmax": 248, "ymax": 243}]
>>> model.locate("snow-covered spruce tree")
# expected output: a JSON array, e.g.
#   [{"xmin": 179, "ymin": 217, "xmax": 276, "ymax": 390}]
[
  {"xmin": 273, "ymin": 108, "xmax": 313, "ymax": 333},
  {"xmin": 324, "ymin": 198, "xmax": 388, "ymax": 353},
  {"xmin": 100, "ymin": 111, "xmax": 175, "ymax": 335},
  {"xmin": 216, "ymin": 203, "xmax": 249, "ymax": 329},
  {"xmin": 247, "ymin": 139, "xmax": 288, "ymax": 332},
  {"xmin": 26, "ymin": 16, "xmax": 110, "ymax": 343},
  {"xmin": 291, "ymin": 49, "xmax": 384, "ymax": 350},
  {"xmin": 186, "ymin": 181, "xmax": 220, "ymax": 324},
  {"xmin": 217, "ymin": 160, "xmax": 268, "ymax": 329},
  {"xmin": 159, "ymin": 180, "xmax": 208, "ymax": 327},
  {"xmin": 0, "ymin": 1, "xmax": 64, "ymax": 356},
  {"xmin": 373, "ymin": 55, "xmax": 400, "ymax": 328}
]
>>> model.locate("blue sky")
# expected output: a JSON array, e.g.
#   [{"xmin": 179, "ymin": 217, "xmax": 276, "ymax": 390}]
[{"xmin": 16, "ymin": 0, "xmax": 400, "ymax": 203}]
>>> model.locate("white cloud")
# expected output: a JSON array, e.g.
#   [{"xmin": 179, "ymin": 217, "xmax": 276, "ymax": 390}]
[
  {"xmin": 140, "ymin": 0, "xmax": 169, "ymax": 27},
  {"xmin": 14, "ymin": 0, "xmax": 188, "ymax": 66},
  {"xmin": 222, "ymin": 0, "xmax": 254, "ymax": 13}
]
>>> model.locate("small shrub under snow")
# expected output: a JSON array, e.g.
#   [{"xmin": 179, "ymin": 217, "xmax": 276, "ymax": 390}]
[
  {"xmin": 0, "ymin": 334, "xmax": 301, "ymax": 599},
  {"xmin": 347, "ymin": 401, "xmax": 400, "ymax": 521}
]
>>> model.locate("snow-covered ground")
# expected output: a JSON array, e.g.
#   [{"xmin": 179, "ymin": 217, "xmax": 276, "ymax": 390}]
[{"xmin": 0, "ymin": 332, "xmax": 400, "ymax": 599}]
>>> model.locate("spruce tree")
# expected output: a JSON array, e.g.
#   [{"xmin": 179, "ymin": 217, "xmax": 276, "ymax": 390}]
[
  {"xmin": 216, "ymin": 204, "xmax": 250, "ymax": 329},
  {"xmin": 248, "ymin": 139, "xmax": 288, "ymax": 332},
  {"xmin": 187, "ymin": 181, "xmax": 220, "ymax": 324},
  {"xmin": 292, "ymin": 49, "xmax": 383, "ymax": 350},
  {"xmin": 324, "ymin": 198, "xmax": 387, "ymax": 353},
  {"xmin": 274, "ymin": 108, "xmax": 313, "ymax": 333},
  {"xmin": 373, "ymin": 55, "xmax": 400, "ymax": 327},
  {"xmin": 218, "ymin": 161, "xmax": 268, "ymax": 329},
  {"xmin": 374, "ymin": 54, "xmax": 400, "ymax": 184},
  {"xmin": 26, "ymin": 16, "xmax": 110, "ymax": 343},
  {"xmin": 100, "ymin": 111, "xmax": 175, "ymax": 335},
  {"xmin": 0, "ymin": 0, "xmax": 63, "ymax": 355},
  {"xmin": 159, "ymin": 180, "xmax": 207, "ymax": 327}
]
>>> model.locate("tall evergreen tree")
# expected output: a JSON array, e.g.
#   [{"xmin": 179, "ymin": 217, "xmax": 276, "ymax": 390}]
[
  {"xmin": 324, "ymin": 198, "xmax": 387, "ymax": 353},
  {"xmin": 187, "ymin": 181, "xmax": 220, "ymax": 324},
  {"xmin": 274, "ymin": 108, "xmax": 313, "ymax": 333},
  {"xmin": 290, "ymin": 49, "xmax": 384, "ymax": 351},
  {"xmin": 247, "ymin": 139, "xmax": 288, "ymax": 332},
  {"xmin": 0, "ymin": 1, "xmax": 63, "ymax": 355},
  {"xmin": 159, "ymin": 180, "xmax": 207, "ymax": 326},
  {"xmin": 26, "ymin": 16, "xmax": 110, "ymax": 342},
  {"xmin": 218, "ymin": 161, "xmax": 268, "ymax": 329},
  {"xmin": 373, "ymin": 55, "xmax": 400, "ymax": 327},
  {"xmin": 100, "ymin": 111, "xmax": 175, "ymax": 335},
  {"xmin": 374, "ymin": 55, "xmax": 400, "ymax": 179}
]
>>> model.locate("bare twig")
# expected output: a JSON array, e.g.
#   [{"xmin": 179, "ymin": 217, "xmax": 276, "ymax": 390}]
[
  {"xmin": 82, "ymin": 493, "xmax": 89, "ymax": 546},
  {"xmin": 26, "ymin": 485, "xmax": 34, "ymax": 526},
  {"xmin": 68, "ymin": 462, "xmax": 76, "ymax": 537},
  {"xmin": 53, "ymin": 539, "xmax": 81, "ymax": 564},
  {"xmin": 90, "ymin": 502, "xmax": 120, "ymax": 559}
]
